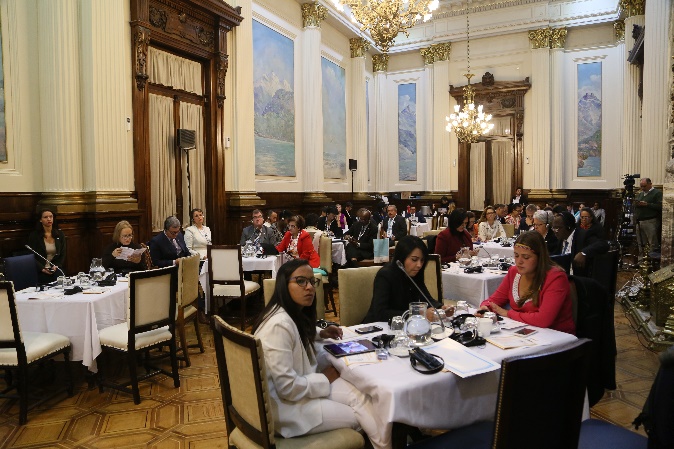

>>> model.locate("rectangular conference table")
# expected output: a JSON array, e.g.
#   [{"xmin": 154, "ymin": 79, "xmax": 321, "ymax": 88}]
[
  {"xmin": 441, "ymin": 265, "xmax": 507, "ymax": 308},
  {"xmin": 15, "ymin": 282, "xmax": 129, "ymax": 371},
  {"xmin": 327, "ymin": 320, "xmax": 580, "ymax": 449}
]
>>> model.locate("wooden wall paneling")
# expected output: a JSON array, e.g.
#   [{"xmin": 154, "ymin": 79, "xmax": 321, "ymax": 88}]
[{"xmin": 457, "ymin": 142, "xmax": 470, "ymax": 209}]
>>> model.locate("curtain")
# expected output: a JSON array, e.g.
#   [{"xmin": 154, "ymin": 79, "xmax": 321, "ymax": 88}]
[
  {"xmin": 470, "ymin": 142, "xmax": 486, "ymax": 211},
  {"xmin": 491, "ymin": 140, "xmax": 514, "ymax": 205},
  {"xmin": 148, "ymin": 47, "xmax": 203, "ymax": 95},
  {"xmin": 149, "ymin": 94, "xmax": 176, "ymax": 232},
  {"xmin": 179, "ymin": 102, "xmax": 205, "ymax": 226}
]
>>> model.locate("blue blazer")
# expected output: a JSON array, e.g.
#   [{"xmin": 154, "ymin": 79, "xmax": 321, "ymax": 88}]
[{"xmin": 149, "ymin": 231, "xmax": 191, "ymax": 267}]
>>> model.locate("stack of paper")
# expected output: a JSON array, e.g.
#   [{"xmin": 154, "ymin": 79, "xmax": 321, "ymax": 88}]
[{"xmin": 486, "ymin": 334, "xmax": 537, "ymax": 350}]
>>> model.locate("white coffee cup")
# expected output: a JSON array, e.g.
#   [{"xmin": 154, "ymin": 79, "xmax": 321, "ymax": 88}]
[{"xmin": 477, "ymin": 317, "xmax": 493, "ymax": 338}]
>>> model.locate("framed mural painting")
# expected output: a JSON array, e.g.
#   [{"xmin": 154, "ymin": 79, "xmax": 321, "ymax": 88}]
[
  {"xmin": 321, "ymin": 57, "xmax": 346, "ymax": 179},
  {"xmin": 398, "ymin": 83, "xmax": 417, "ymax": 181},
  {"xmin": 577, "ymin": 62, "xmax": 602, "ymax": 177}
]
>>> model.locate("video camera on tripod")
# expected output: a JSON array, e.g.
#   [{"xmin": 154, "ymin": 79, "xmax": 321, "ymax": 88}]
[{"xmin": 622, "ymin": 173, "xmax": 641, "ymax": 197}]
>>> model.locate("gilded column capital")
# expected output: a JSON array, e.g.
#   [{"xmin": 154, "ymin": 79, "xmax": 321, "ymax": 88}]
[
  {"xmin": 550, "ymin": 28, "xmax": 567, "ymax": 49},
  {"xmin": 420, "ymin": 46, "xmax": 435, "ymax": 65},
  {"xmin": 372, "ymin": 54, "xmax": 389, "ymax": 72},
  {"xmin": 614, "ymin": 20, "xmax": 626, "ymax": 42},
  {"xmin": 301, "ymin": 3, "xmax": 327, "ymax": 28},
  {"xmin": 433, "ymin": 42, "xmax": 451, "ymax": 62},
  {"xmin": 528, "ymin": 27, "xmax": 552, "ymax": 49},
  {"xmin": 618, "ymin": 0, "xmax": 645, "ymax": 18},
  {"xmin": 350, "ymin": 37, "xmax": 370, "ymax": 58}
]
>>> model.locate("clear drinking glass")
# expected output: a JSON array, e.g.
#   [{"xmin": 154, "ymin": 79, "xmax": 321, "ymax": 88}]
[
  {"xmin": 455, "ymin": 300, "xmax": 469, "ymax": 315},
  {"xmin": 388, "ymin": 316, "xmax": 409, "ymax": 356}
]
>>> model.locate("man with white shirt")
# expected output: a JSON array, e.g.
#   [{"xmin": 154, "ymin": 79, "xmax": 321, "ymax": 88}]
[
  {"xmin": 552, "ymin": 213, "xmax": 576, "ymax": 256},
  {"xmin": 380, "ymin": 205, "xmax": 407, "ymax": 246}
]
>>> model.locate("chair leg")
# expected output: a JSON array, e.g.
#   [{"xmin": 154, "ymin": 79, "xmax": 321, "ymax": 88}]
[
  {"xmin": 193, "ymin": 316, "xmax": 205, "ymax": 353},
  {"xmin": 63, "ymin": 346, "xmax": 74, "ymax": 396},
  {"xmin": 18, "ymin": 365, "xmax": 28, "ymax": 425},
  {"xmin": 128, "ymin": 350, "xmax": 141, "ymax": 405},
  {"xmin": 168, "ymin": 333, "xmax": 180, "ymax": 388},
  {"xmin": 177, "ymin": 322, "xmax": 191, "ymax": 368},
  {"xmin": 240, "ymin": 295, "xmax": 247, "ymax": 331}
]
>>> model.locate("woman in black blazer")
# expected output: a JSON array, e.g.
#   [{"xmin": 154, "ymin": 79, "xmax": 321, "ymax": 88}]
[{"xmin": 26, "ymin": 208, "xmax": 66, "ymax": 284}]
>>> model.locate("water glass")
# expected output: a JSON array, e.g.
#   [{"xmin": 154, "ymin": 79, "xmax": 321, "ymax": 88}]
[
  {"xmin": 461, "ymin": 316, "xmax": 479, "ymax": 332},
  {"xmin": 455, "ymin": 301, "xmax": 469, "ymax": 315},
  {"xmin": 477, "ymin": 318, "xmax": 493, "ymax": 338},
  {"xmin": 389, "ymin": 316, "xmax": 405, "ymax": 335},
  {"xmin": 57, "ymin": 276, "xmax": 66, "ymax": 289}
]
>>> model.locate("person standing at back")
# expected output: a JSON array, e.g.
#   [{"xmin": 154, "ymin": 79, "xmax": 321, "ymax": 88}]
[{"xmin": 634, "ymin": 177, "xmax": 662, "ymax": 253}]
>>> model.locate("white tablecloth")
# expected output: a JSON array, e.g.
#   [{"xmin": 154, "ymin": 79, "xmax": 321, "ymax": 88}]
[
  {"xmin": 475, "ymin": 242, "xmax": 514, "ymax": 259},
  {"xmin": 332, "ymin": 240, "xmax": 347, "ymax": 265},
  {"xmin": 409, "ymin": 222, "xmax": 431, "ymax": 237},
  {"xmin": 328, "ymin": 322, "xmax": 579, "ymax": 442},
  {"xmin": 442, "ymin": 268, "xmax": 506, "ymax": 307},
  {"xmin": 15, "ymin": 283, "xmax": 128, "ymax": 370}
]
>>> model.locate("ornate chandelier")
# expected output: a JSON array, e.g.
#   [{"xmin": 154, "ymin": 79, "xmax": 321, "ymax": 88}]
[
  {"xmin": 332, "ymin": 0, "xmax": 440, "ymax": 54},
  {"xmin": 445, "ymin": 6, "xmax": 493, "ymax": 143}
]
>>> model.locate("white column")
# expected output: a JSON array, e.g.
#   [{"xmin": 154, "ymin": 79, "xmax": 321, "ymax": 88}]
[
  {"xmin": 549, "ymin": 48, "xmax": 564, "ymax": 189},
  {"xmin": 372, "ymin": 55, "xmax": 389, "ymax": 194},
  {"xmin": 302, "ymin": 26, "xmax": 325, "ymax": 193},
  {"xmin": 79, "ymin": 0, "xmax": 134, "ymax": 193},
  {"xmin": 529, "ymin": 47, "xmax": 551, "ymax": 189},
  {"xmin": 431, "ymin": 58, "xmax": 451, "ymax": 193},
  {"xmin": 622, "ymin": 15, "xmax": 645, "ymax": 177},
  {"xmin": 349, "ymin": 39, "xmax": 369, "ymax": 194},
  {"xmin": 37, "ymin": 0, "xmax": 83, "ymax": 192},
  {"xmin": 641, "ymin": 0, "xmax": 672, "ymax": 184}
]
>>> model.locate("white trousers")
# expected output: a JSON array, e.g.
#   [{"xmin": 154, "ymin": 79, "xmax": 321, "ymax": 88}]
[{"xmin": 307, "ymin": 378, "xmax": 392, "ymax": 449}]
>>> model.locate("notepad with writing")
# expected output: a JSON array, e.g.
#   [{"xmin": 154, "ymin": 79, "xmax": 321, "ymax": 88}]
[{"xmin": 486, "ymin": 334, "xmax": 537, "ymax": 349}]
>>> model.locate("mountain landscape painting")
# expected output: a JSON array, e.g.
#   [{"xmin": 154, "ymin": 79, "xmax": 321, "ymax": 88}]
[
  {"xmin": 398, "ymin": 83, "xmax": 417, "ymax": 181},
  {"xmin": 253, "ymin": 20, "xmax": 295, "ymax": 176},
  {"xmin": 577, "ymin": 62, "xmax": 602, "ymax": 177},
  {"xmin": 321, "ymin": 57, "xmax": 346, "ymax": 179}
]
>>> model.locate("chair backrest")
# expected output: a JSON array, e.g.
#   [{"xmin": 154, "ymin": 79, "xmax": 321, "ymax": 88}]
[
  {"xmin": 212, "ymin": 315, "xmax": 276, "ymax": 447},
  {"xmin": 338, "ymin": 266, "xmax": 382, "ymax": 326},
  {"xmin": 128, "ymin": 266, "xmax": 178, "ymax": 334},
  {"xmin": 491, "ymin": 339, "xmax": 592, "ymax": 449},
  {"xmin": 431, "ymin": 215, "xmax": 438, "ymax": 230},
  {"xmin": 590, "ymin": 249, "xmax": 619, "ymax": 298},
  {"xmin": 3, "ymin": 255, "xmax": 38, "ymax": 291},
  {"xmin": 502, "ymin": 223, "xmax": 515, "ymax": 238},
  {"xmin": 319, "ymin": 236, "xmax": 333, "ymax": 274},
  {"xmin": 422, "ymin": 230, "xmax": 442, "ymax": 238},
  {"xmin": 424, "ymin": 254, "xmax": 442, "ymax": 302},
  {"xmin": 551, "ymin": 253, "xmax": 572, "ymax": 275},
  {"xmin": 263, "ymin": 278, "xmax": 276, "ymax": 305},
  {"xmin": 208, "ymin": 245, "xmax": 245, "ymax": 298},
  {"xmin": 0, "ymin": 281, "xmax": 27, "ymax": 365},
  {"xmin": 140, "ymin": 243, "xmax": 155, "ymax": 270},
  {"xmin": 177, "ymin": 253, "xmax": 200, "ymax": 308},
  {"xmin": 262, "ymin": 277, "xmax": 325, "ymax": 319}
]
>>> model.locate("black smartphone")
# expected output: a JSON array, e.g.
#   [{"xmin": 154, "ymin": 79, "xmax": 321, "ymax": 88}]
[{"xmin": 354, "ymin": 325, "xmax": 383, "ymax": 335}]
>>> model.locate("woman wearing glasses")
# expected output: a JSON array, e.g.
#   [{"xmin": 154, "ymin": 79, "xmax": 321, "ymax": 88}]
[
  {"xmin": 253, "ymin": 259, "xmax": 389, "ymax": 448},
  {"xmin": 102, "ymin": 220, "xmax": 146, "ymax": 274},
  {"xmin": 275, "ymin": 215, "xmax": 320, "ymax": 268},
  {"xmin": 532, "ymin": 210, "xmax": 558, "ymax": 253},
  {"xmin": 477, "ymin": 206, "xmax": 505, "ymax": 242},
  {"xmin": 184, "ymin": 208, "xmax": 211, "ymax": 259}
]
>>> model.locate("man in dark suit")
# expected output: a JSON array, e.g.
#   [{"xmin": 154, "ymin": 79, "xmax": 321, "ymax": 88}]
[
  {"xmin": 316, "ymin": 205, "xmax": 343, "ymax": 238},
  {"xmin": 551, "ymin": 211, "xmax": 608, "ymax": 277},
  {"xmin": 401, "ymin": 206, "xmax": 427, "ymax": 224},
  {"xmin": 344, "ymin": 209, "xmax": 378, "ymax": 266},
  {"xmin": 381, "ymin": 205, "xmax": 407, "ymax": 246},
  {"xmin": 149, "ymin": 216, "xmax": 193, "ymax": 267}
]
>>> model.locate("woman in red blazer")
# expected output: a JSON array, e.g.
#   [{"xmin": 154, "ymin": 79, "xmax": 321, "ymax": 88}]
[{"xmin": 275, "ymin": 215, "xmax": 321, "ymax": 268}]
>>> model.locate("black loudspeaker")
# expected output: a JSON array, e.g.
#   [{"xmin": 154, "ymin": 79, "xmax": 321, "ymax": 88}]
[
  {"xmin": 349, "ymin": 159, "xmax": 358, "ymax": 171},
  {"xmin": 177, "ymin": 129, "xmax": 196, "ymax": 150}
]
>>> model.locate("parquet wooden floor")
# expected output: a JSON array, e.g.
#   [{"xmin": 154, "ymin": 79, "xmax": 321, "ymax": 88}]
[{"xmin": 0, "ymin": 273, "xmax": 660, "ymax": 447}]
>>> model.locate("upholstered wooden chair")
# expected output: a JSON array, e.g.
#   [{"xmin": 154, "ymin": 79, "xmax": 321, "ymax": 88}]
[
  {"xmin": 98, "ymin": 266, "xmax": 180, "ymax": 404},
  {"xmin": 207, "ymin": 245, "xmax": 261, "ymax": 330},
  {"xmin": 3, "ymin": 255, "xmax": 38, "ymax": 291},
  {"xmin": 338, "ymin": 266, "xmax": 382, "ymax": 326},
  {"xmin": 409, "ymin": 339, "xmax": 592, "ymax": 449},
  {"xmin": 212, "ymin": 316, "xmax": 365, "ymax": 449},
  {"xmin": 140, "ymin": 243, "xmax": 155, "ymax": 270},
  {"xmin": 502, "ymin": 223, "xmax": 515, "ymax": 238},
  {"xmin": 262, "ymin": 277, "xmax": 325, "ymax": 319},
  {"xmin": 424, "ymin": 254, "xmax": 443, "ymax": 302},
  {"xmin": 175, "ymin": 253, "xmax": 204, "ymax": 367},
  {"xmin": 318, "ymin": 236, "xmax": 337, "ymax": 316},
  {"xmin": 0, "ymin": 281, "xmax": 74, "ymax": 424}
]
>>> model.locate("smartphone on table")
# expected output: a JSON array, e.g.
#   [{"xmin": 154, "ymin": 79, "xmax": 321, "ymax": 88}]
[{"xmin": 354, "ymin": 325, "xmax": 383, "ymax": 335}]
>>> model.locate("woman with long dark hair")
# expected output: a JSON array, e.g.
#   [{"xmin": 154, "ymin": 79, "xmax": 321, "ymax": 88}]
[
  {"xmin": 27, "ymin": 208, "xmax": 66, "ymax": 284},
  {"xmin": 479, "ymin": 231, "xmax": 574, "ymax": 334},
  {"xmin": 253, "ymin": 259, "xmax": 389, "ymax": 448},
  {"xmin": 436, "ymin": 209, "xmax": 478, "ymax": 263}
]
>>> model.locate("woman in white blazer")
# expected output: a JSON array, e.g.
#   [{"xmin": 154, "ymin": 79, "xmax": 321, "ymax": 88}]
[
  {"xmin": 253, "ymin": 259, "xmax": 389, "ymax": 449},
  {"xmin": 184, "ymin": 208, "xmax": 211, "ymax": 259}
]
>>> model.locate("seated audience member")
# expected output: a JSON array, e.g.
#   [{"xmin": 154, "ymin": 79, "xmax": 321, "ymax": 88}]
[
  {"xmin": 532, "ymin": 210, "xmax": 558, "ymax": 254},
  {"xmin": 253, "ymin": 259, "xmax": 389, "ymax": 449},
  {"xmin": 479, "ymin": 231, "xmax": 575, "ymax": 334},
  {"xmin": 477, "ymin": 206, "xmax": 506, "ymax": 242},
  {"xmin": 184, "ymin": 208, "xmax": 211, "ymax": 259},
  {"xmin": 511, "ymin": 187, "xmax": 528, "ymax": 205},
  {"xmin": 102, "ymin": 220, "xmax": 145, "ymax": 274},
  {"xmin": 240, "ymin": 209, "xmax": 277, "ymax": 246},
  {"xmin": 343, "ymin": 202, "xmax": 355, "ymax": 227},
  {"xmin": 592, "ymin": 202, "xmax": 606, "ymax": 227},
  {"xmin": 574, "ymin": 204, "xmax": 585, "ymax": 223},
  {"xmin": 566, "ymin": 203, "xmax": 576, "ymax": 216},
  {"xmin": 343, "ymin": 209, "xmax": 378, "ymax": 267},
  {"xmin": 317, "ymin": 205, "xmax": 344, "ymax": 238},
  {"xmin": 551, "ymin": 212, "xmax": 577, "ymax": 256},
  {"xmin": 519, "ymin": 203, "xmax": 538, "ymax": 232},
  {"xmin": 505, "ymin": 203, "xmax": 523, "ymax": 228},
  {"xmin": 336, "ymin": 203, "xmax": 347, "ymax": 229},
  {"xmin": 573, "ymin": 206, "xmax": 609, "ymax": 276},
  {"xmin": 264, "ymin": 209, "xmax": 278, "ymax": 228},
  {"xmin": 436, "ymin": 209, "xmax": 478, "ymax": 263},
  {"xmin": 410, "ymin": 205, "xmax": 427, "ymax": 223},
  {"xmin": 380, "ymin": 204, "xmax": 407, "ymax": 246},
  {"xmin": 27, "ymin": 208, "xmax": 66, "ymax": 284},
  {"xmin": 363, "ymin": 236, "xmax": 451, "ymax": 323},
  {"xmin": 552, "ymin": 204, "xmax": 567, "ymax": 216},
  {"xmin": 149, "ymin": 216, "xmax": 193, "ymax": 267},
  {"xmin": 466, "ymin": 211, "xmax": 478, "ymax": 242},
  {"xmin": 494, "ymin": 204, "xmax": 508, "ymax": 224},
  {"xmin": 275, "ymin": 215, "xmax": 320, "ymax": 268}
]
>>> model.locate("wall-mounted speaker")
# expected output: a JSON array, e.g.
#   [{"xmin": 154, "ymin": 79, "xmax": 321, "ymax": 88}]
[
  {"xmin": 349, "ymin": 159, "xmax": 357, "ymax": 171},
  {"xmin": 177, "ymin": 129, "xmax": 196, "ymax": 150}
]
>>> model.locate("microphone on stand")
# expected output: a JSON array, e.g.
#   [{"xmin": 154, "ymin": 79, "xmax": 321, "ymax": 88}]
[
  {"xmin": 395, "ymin": 260, "xmax": 449, "ymax": 337},
  {"xmin": 25, "ymin": 245, "xmax": 66, "ymax": 278}
]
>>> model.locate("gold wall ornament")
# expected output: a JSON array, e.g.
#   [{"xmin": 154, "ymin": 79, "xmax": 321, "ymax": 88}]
[
  {"xmin": 618, "ymin": 0, "xmax": 645, "ymax": 18},
  {"xmin": 433, "ymin": 42, "xmax": 451, "ymax": 62},
  {"xmin": 420, "ymin": 46, "xmax": 435, "ymax": 65},
  {"xmin": 528, "ymin": 27, "xmax": 551, "ymax": 49},
  {"xmin": 614, "ymin": 20, "xmax": 625, "ymax": 42},
  {"xmin": 372, "ymin": 53, "xmax": 389, "ymax": 72},
  {"xmin": 134, "ymin": 26, "xmax": 151, "ymax": 91},
  {"xmin": 349, "ymin": 37, "xmax": 370, "ymax": 58},
  {"xmin": 549, "ymin": 28, "xmax": 567, "ymax": 49},
  {"xmin": 216, "ymin": 53, "xmax": 228, "ymax": 108},
  {"xmin": 301, "ymin": 3, "xmax": 327, "ymax": 28}
]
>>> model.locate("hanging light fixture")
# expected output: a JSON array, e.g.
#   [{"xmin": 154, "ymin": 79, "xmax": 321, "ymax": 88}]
[
  {"xmin": 332, "ymin": 0, "xmax": 440, "ymax": 54},
  {"xmin": 445, "ymin": 4, "xmax": 493, "ymax": 143}
]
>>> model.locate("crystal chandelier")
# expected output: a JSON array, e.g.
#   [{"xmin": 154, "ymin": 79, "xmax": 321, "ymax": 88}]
[
  {"xmin": 332, "ymin": 0, "xmax": 440, "ymax": 54},
  {"xmin": 445, "ymin": 6, "xmax": 493, "ymax": 143}
]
